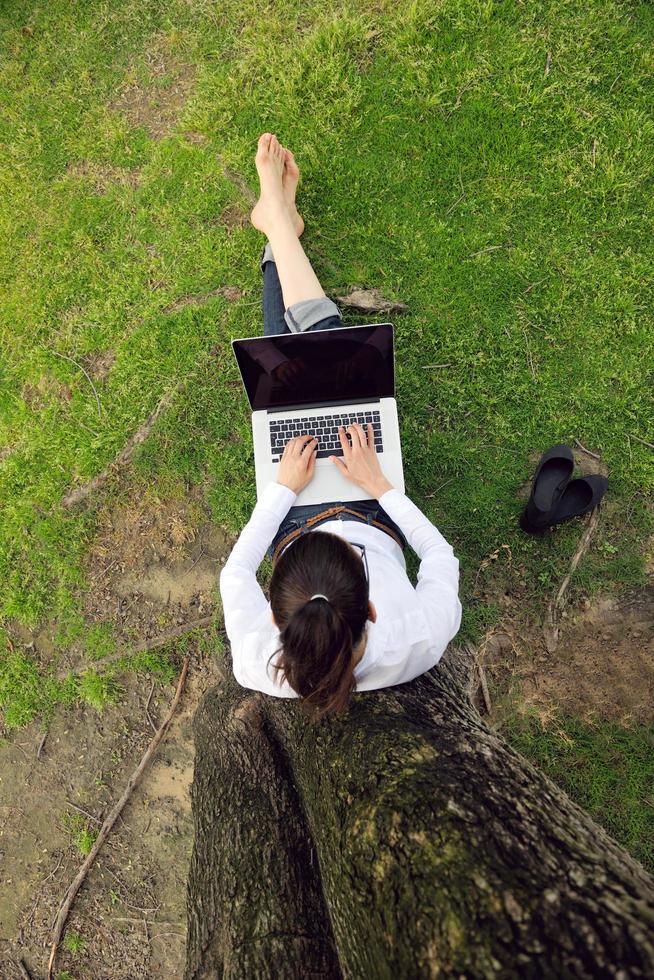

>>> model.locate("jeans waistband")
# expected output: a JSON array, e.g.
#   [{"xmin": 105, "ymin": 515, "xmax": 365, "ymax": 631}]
[{"xmin": 271, "ymin": 504, "xmax": 405, "ymax": 566}]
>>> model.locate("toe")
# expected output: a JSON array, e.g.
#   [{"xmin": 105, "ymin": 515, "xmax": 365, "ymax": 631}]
[
  {"xmin": 258, "ymin": 132, "xmax": 272, "ymax": 152},
  {"xmin": 270, "ymin": 134, "xmax": 283, "ymax": 157}
]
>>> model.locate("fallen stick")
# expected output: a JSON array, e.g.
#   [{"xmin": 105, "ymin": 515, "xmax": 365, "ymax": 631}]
[
  {"xmin": 629, "ymin": 432, "xmax": 654, "ymax": 451},
  {"xmin": 49, "ymin": 349, "xmax": 102, "ymax": 417},
  {"xmin": 573, "ymin": 438, "xmax": 601, "ymax": 460},
  {"xmin": 62, "ymin": 383, "xmax": 181, "ymax": 508},
  {"xmin": 145, "ymin": 678, "xmax": 157, "ymax": 732},
  {"xmin": 543, "ymin": 507, "xmax": 601, "ymax": 652},
  {"xmin": 37, "ymin": 730, "xmax": 48, "ymax": 759},
  {"xmin": 56, "ymin": 614, "xmax": 215, "ymax": 680},
  {"xmin": 64, "ymin": 799, "xmax": 102, "ymax": 824},
  {"xmin": 47, "ymin": 656, "xmax": 190, "ymax": 980}
]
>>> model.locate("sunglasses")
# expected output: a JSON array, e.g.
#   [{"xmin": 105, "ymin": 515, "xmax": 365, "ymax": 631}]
[{"xmin": 348, "ymin": 541, "xmax": 370, "ymax": 592}]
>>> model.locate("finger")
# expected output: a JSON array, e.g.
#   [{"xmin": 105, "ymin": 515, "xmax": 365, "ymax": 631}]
[
  {"xmin": 338, "ymin": 426, "xmax": 352, "ymax": 456},
  {"xmin": 299, "ymin": 434, "xmax": 318, "ymax": 453},
  {"xmin": 330, "ymin": 455, "xmax": 348, "ymax": 474},
  {"xmin": 367, "ymin": 422, "xmax": 375, "ymax": 448},
  {"xmin": 348, "ymin": 423, "xmax": 366, "ymax": 448},
  {"xmin": 301, "ymin": 436, "xmax": 319, "ymax": 455},
  {"xmin": 292, "ymin": 434, "xmax": 314, "ymax": 456}
]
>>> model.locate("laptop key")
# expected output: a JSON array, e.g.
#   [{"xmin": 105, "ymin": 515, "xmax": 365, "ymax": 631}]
[{"xmin": 316, "ymin": 448, "xmax": 344, "ymax": 459}]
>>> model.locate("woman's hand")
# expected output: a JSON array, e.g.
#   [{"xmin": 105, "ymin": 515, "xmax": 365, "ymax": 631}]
[
  {"xmin": 277, "ymin": 434, "xmax": 318, "ymax": 494},
  {"xmin": 330, "ymin": 423, "xmax": 394, "ymax": 499}
]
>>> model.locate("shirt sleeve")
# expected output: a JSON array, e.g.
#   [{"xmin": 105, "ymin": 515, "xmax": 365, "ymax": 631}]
[
  {"xmin": 219, "ymin": 481, "xmax": 297, "ymax": 642},
  {"xmin": 377, "ymin": 488, "xmax": 462, "ymax": 652}
]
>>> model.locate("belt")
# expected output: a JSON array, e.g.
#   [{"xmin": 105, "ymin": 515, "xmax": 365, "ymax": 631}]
[{"xmin": 271, "ymin": 504, "xmax": 405, "ymax": 567}]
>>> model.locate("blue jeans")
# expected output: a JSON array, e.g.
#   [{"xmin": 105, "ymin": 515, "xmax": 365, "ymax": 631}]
[
  {"xmin": 261, "ymin": 241, "xmax": 343, "ymax": 334},
  {"xmin": 266, "ymin": 499, "xmax": 408, "ymax": 562},
  {"xmin": 261, "ymin": 243, "xmax": 407, "ymax": 559}
]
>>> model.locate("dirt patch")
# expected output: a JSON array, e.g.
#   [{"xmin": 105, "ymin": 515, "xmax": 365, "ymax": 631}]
[
  {"xmin": 479, "ymin": 444, "xmax": 653, "ymax": 725},
  {"xmin": 483, "ymin": 586, "xmax": 654, "ymax": 726},
  {"xmin": 22, "ymin": 375, "xmax": 73, "ymax": 411},
  {"xmin": 183, "ymin": 131, "xmax": 210, "ymax": 146},
  {"xmin": 219, "ymin": 203, "xmax": 249, "ymax": 230},
  {"xmin": 0, "ymin": 652, "xmax": 221, "ymax": 979},
  {"xmin": 111, "ymin": 34, "xmax": 196, "ymax": 139},
  {"xmin": 72, "ymin": 484, "xmax": 233, "ymax": 669},
  {"xmin": 82, "ymin": 350, "xmax": 116, "ymax": 381},
  {"xmin": 66, "ymin": 161, "xmax": 142, "ymax": 193}
]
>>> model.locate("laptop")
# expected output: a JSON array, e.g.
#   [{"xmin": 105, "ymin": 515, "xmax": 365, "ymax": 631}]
[{"xmin": 232, "ymin": 322, "xmax": 405, "ymax": 505}]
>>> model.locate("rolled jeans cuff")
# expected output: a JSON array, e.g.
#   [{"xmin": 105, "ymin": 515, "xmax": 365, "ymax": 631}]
[
  {"xmin": 284, "ymin": 296, "xmax": 342, "ymax": 333},
  {"xmin": 260, "ymin": 241, "xmax": 275, "ymax": 271}
]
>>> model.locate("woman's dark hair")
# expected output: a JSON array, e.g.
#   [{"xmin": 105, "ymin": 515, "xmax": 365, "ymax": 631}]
[{"xmin": 269, "ymin": 531, "xmax": 369, "ymax": 721}]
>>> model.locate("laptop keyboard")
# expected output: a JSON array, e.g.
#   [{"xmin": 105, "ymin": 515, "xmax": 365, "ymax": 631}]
[{"xmin": 269, "ymin": 409, "xmax": 382, "ymax": 463}]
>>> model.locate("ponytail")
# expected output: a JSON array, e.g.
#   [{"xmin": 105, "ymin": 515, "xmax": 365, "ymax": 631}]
[{"xmin": 269, "ymin": 532, "xmax": 369, "ymax": 720}]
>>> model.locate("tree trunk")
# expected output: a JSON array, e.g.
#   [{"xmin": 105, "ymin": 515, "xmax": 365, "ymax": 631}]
[{"xmin": 186, "ymin": 647, "xmax": 654, "ymax": 979}]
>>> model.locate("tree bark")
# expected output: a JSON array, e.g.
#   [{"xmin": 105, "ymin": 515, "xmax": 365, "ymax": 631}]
[{"xmin": 186, "ymin": 647, "xmax": 654, "ymax": 979}]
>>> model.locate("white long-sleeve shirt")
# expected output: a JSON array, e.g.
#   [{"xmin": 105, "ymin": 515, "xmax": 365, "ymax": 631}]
[{"xmin": 219, "ymin": 481, "xmax": 462, "ymax": 696}]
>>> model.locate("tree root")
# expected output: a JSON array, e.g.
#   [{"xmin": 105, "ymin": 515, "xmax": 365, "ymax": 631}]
[
  {"xmin": 55, "ymin": 615, "xmax": 216, "ymax": 680},
  {"xmin": 47, "ymin": 656, "xmax": 190, "ymax": 980}
]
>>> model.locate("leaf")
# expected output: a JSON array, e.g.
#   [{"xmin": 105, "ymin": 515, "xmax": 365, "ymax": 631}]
[{"xmin": 335, "ymin": 288, "xmax": 408, "ymax": 314}]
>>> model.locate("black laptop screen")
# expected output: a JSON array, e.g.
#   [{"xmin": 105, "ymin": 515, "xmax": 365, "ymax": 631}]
[{"xmin": 232, "ymin": 323, "xmax": 395, "ymax": 411}]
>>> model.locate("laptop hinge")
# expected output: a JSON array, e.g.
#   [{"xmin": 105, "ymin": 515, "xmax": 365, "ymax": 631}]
[{"xmin": 266, "ymin": 396, "xmax": 381, "ymax": 415}]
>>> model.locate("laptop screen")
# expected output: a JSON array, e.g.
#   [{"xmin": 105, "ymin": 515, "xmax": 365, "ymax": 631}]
[{"xmin": 232, "ymin": 323, "xmax": 395, "ymax": 411}]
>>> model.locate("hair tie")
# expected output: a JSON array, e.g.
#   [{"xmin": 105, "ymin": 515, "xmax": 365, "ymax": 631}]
[{"xmin": 310, "ymin": 594, "xmax": 329, "ymax": 602}]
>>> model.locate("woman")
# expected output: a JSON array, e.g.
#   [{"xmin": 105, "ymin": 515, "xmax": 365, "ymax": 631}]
[{"xmin": 219, "ymin": 133, "xmax": 462, "ymax": 719}]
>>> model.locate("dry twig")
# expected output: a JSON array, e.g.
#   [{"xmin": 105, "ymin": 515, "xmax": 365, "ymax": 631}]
[
  {"xmin": 629, "ymin": 433, "xmax": 654, "ymax": 451},
  {"xmin": 145, "ymin": 679, "xmax": 157, "ymax": 732},
  {"xmin": 37, "ymin": 730, "xmax": 48, "ymax": 759},
  {"xmin": 56, "ymin": 613, "xmax": 215, "ymax": 679},
  {"xmin": 573, "ymin": 438, "xmax": 601, "ymax": 460},
  {"xmin": 62, "ymin": 382, "xmax": 181, "ymax": 507},
  {"xmin": 49, "ymin": 349, "xmax": 102, "ymax": 417},
  {"xmin": 64, "ymin": 799, "xmax": 102, "ymax": 824},
  {"xmin": 47, "ymin": 656, "xmax": 190, "ymax": 980},
  {"xmin": 543, "ymin": 508, "xmax": 602, "ymax": 652},
  {"xmin": 469, "ymin": 244, "xmax": 503, "ymax": 258}
]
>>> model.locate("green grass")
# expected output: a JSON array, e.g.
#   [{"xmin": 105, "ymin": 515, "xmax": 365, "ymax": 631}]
[
  {"xmin": 63, "ymin": 930, "xmax": 87, "ymax": 955},
  {"xmin": 504, "ymin": 713, "xmax": 654, "ymax": 874},
  {"xmin": 0, "ymin": 0, "xmax": 653, "ymax": 863}
]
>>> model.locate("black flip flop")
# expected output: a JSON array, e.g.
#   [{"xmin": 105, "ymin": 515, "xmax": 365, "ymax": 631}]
[
  {"xmin": 520, "ymin": 474, "xmax": 608, "ymax": 534},
  {"xmin": 546, "ymin": 474, "xmax": 608, "ymax": 528},
  {"xmin": 519, "ymin": 444, "xmax": 574, "ymax": 532}
]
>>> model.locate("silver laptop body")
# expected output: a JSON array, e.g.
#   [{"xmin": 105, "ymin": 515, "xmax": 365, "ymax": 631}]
[{"xmin": 232, "ymin": 323, "xmax": 405, "ymax": 505}]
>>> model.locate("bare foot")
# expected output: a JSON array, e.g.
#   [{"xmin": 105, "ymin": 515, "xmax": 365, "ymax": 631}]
[
  {"xmin": 282, "ymin": 147, "xmax": 305, "ymax": 237},
  {"xmin": 250, "ymin": 133, "xmax": 293, "ymax": 236}
]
